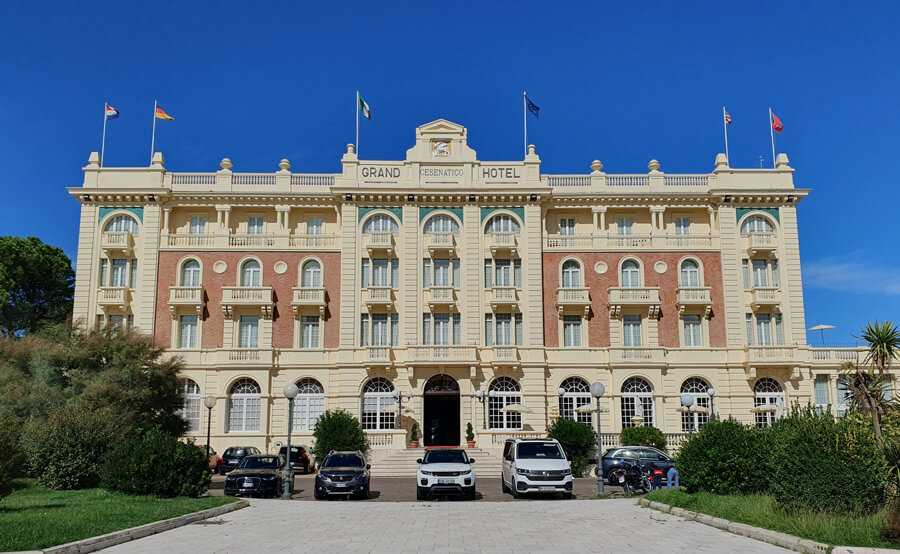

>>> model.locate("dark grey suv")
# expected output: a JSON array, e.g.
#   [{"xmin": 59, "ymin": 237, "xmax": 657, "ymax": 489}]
[
  {"xmin": 600, "ymin": 446, "xmax": 674, "ymax": 485},
  {"xmin": 314, "ymin": 451, "xmax": 370, "ymax": 500}
]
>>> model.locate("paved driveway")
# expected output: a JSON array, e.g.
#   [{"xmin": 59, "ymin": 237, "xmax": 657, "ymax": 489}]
[{"xmin": 106, "ymin": 497, "xmax": 785, "ymax": 553}]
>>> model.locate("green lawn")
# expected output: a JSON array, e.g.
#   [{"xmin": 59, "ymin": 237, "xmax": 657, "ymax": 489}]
[
  {"xmin": 0, "ymin": 479, "xmax": 238, "ymax": 552},
  {"xmin": 645, "ymin": 489, "xmax": 897, "ymax": 550}
]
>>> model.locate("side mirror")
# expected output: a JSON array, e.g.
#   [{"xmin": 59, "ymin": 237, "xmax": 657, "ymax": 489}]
[
  {"xmin": 416, "ymin": 458, "xmax": 423, "ymax": 464},
  {"xmin": 366, "ymin": 464, "xmax": 371, "ymax": 470},
  {"xmin": 469, "ymin": 459, "xmax": 476, "ymax": 464}
]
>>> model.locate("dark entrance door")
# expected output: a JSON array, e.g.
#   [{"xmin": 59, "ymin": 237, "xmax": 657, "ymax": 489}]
[{"xmin": 423, "ymin": 375, "xmax": 460, "ymax": 447}]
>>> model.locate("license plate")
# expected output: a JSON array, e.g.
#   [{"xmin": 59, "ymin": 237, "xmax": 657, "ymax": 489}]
[
  {"xmin": 437, "ymin": 479, "xmax": 454, "ymax": 484},
  {"xmin": 335, "ymin": 483, "xmax": 349, "ymax": 488},
  {"xmin": 537, "ymin": 486, "xmax": 551, "ymax": 491},
  {"xmin": 243, "ymin": 480, "xmax": 255, "ymax": 487},
  {"xmin": 618, "ymin": 476, "xmax": 625, "ymax": 483}
]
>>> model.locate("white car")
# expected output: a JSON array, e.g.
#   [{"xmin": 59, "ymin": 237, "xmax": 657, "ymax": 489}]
[
  {"xmin": 501, "ymin": 438, "xmax": 574, "ymax": 498},
  {"xmin": 416, "ymin": 448, "xmax": 476, "ymax": 500}
]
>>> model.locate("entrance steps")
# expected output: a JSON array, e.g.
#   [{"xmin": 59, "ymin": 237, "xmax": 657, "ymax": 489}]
[{"xmin": 368, "ymin": 447, "xmax": 503, "ymax": 478}]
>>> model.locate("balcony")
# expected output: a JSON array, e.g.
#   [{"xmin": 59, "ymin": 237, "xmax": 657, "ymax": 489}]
[
  {"xmin": 556, "ymin": 287, "xmax": 590, "ymax": 315},
  {"xmin": 364, "ymin": 286, "xmax": 394, "ymax": 310},
  {"xmin": 216, "ymin": 349, "xmax": 274, "ymax": 366},
  {"xmin": 220, "ymin": 286, "xmax": 274, "ymax": 319},
  {"xmin": 167, "ymin": 234, "xmax": 215, "ymax": 248},
  {"xmin": 488, "ymin": 232, "xmax": 517, "ymax": 256},
  {"xmin": 409, "ymin": 345, "xmax": 477, "ymax": 364},
  {"xmin": 607, "ymin": 287, "xmax": 661, "ymax": 318},
  {"xmin": 291, "ymin": 287, "xmax": 326, "ymax": 316},
  {"xmin": 745, "ymin": 346, "xmax": 797, "ymax": 377},
  {"xmin": 751, "ymin": 287, "xmax": 781, "ymax": 311},
  {"xmin": 426, "ymin": 232, "xmax": 456, "ymax": 254},
  {"xmin": 492, "ymin": 345, "xmax": 519, "ymax": 365},
  {"xmin": 168, "ymin": 286, "xmax": 204, "ymax": 316},
  {"xmin": 97, "ymin": 286, "xmax": 130, "ymax": 310},
  {"xmin": 489, "ymin": 286, "xmax": 519, "ymax": 311},
  {"xmin": 101, "ymin": 232, "xmax": 134, "ymax": 253},
  {"xmin": 365, "ymin": 232, "xmax": 394, "ymax": 256},
  {"xmin": 610, "ymin": 347, "xmax": 667, "ymax": 364},
  {"xmin": 609, "ymin": 235, "xmax": 651, "ymax": 249},
  {"xmin": 426, "ymin": 286, "xmax": 456, "ymax": 310},
  {"xmin": 229, "ymin": 234, "xmax": 276, "ymax": 248},
  {"xmin": 676, "ymin": 287, "xmax": 712, "ymax": 316},
  {"xmin": 289, "ymin": 234, "xmax": 337, "ymax": 249},
  {"xmin": 666, "ymin": 235, "xmax": 714, "ymax": 249},
  {"xmin": 365, "ymin": 346, "xmax": 392, "ymax": 366},
  {"xmin": 747, "ymin": 233, "xmax": 777, "ymax": 256},
  {"xmin": 545, "ymin": 234, "xmax": 593, "ymax": 250}
]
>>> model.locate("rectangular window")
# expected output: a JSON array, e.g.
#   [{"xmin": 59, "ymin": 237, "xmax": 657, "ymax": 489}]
[
  {"xmin": 757, "ymin": 314, "xmax": 772, "ymax": 346},
  {"xmin": 391, "ymin": 259, "xmax": 399, "ymax": 288},
  {"xmin": 238, "ymin": 316, "xmax": 258, "ymax": 348},
  {"xmin": 495, "ymin": 260, "xmax": 511, "ymax": 287},
  {"xmin": 190, "ymin": 216, "xmax": 206, "ymax": 234},
  {"xmin": 130, "ymin": 259, "xmax": 138, "ymax": 289},
  {"xmin": 617, "ymin": 217, "xmax": 633, "ymax": 235},
  {"xmin": 515, "ymin": 313, "xmax": 523, "ymax": 345},
  {"xmin": 248, "ymin": 217, "xmax": 264, "ymax": 235},
  {"xmin": 371, "ymin": 314, "xmax": 388, "ymax": 346},
  {"xmin": 422, "ymin": 314, "xmax": 431, "ymax": 345},
  {"xmin": 814, "ymin": 375, "xmax": 830, "ymax": 411},
  {"xmin": 452, "ymin": 258, "xmax": 460, "ymax": 288},
  {"xmin": 563, "ymin": 315, "xmax": 582, "ymax": 347},
  {"xmin": 372, "ymin": 259, "xmax": 389, "ymax": 286},
  {"xmin": 837, "ymin": 377, "xmax": 851, "ymax": 416},
  {"xmin": 433, "ymin": 313, "xmax": 450, "ymax": 345},
  {"xmin": 742, "ymin": 259, "xmax": 751, "ymax": 290},
  {"xmin": 111, "ymin": 259, "xmax": 127, "ymax": 287},
  {"xmin": 453, "ymin": 313, "xmax": 461, "ymax": 345},
  {"xmin": 514, "ymin": 259, "xmax": 522, "ymax": 288},
  {"xmin": 307, "ymin": 217, "xmax": 323, "ymax": 235},
  {"xmin": 484, "ymin": 314, "xmax": 493, "ymax": 346},
  {"xmin": 559, "ymin": 218, "xmax": 575, "ymax": 236},
  {"xmin": 361, "ymin": 259, "xmax": 370, "ymax": 287},
  {"xmin": 771, "ymin": 259, "xmax": 780, "ymax": 287},
  {"xmin": 623, "ymin": 315, "xmax": 642, "ymax": 347},
  {"xmin": 434, "ymin": 259, "xmax": 450, "ymax": 286},
  {"xmin": 752, "ymin": 259, "xmax": 768, "ymax": 287},
  {"xmin": 746, "ymin": 313, "xmax": 754, "ymax": 345},
  {"xmin": 301, "ymin": 315, "xmax": 319, "ymax": 348},
  {"xmin": 774, "ymin": 314, "xmax": 784, "ymax": 345},
  {"xmin": 390, "ymin": 313, "xmax": 399, "ymax": 346},
  {"xmin": 108, "ymin": 314, "xmax": 124, "ymax": 328},
  {"xmin": 495, "ymin": 314, "xmax": 512, "ymax": 345},
  {"xmin": 684, "ymin": 315, "xmax": 702, "ymax": 347},
  {"xmin": 99, "ymin": 259, "xmax": 108, "ymax": 287},
  {"xmin": 179, "ymin": 315, "xmax": 197, "ymax": 349},
  {"xmin": 360, "ymin": 314, "xmax": 369, "ymax": 346},
  {"xmin": 484, "ymin": 259, "xmax": 492, "ymax": 288},
  {"xmin": 675, "ymin": 217, "xmax": 691, "ymax": 235},
  {"xmin": 423, "ymin": 259, "xmax": 431, "ymax": 288}
]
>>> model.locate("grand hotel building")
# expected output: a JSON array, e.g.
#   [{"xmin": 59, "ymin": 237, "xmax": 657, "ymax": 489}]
[{"xmin": 69, "ymin": 119, "xmax": 860, "ymax": 454}]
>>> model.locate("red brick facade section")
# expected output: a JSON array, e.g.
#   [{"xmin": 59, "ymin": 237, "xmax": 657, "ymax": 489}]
[
  {"xmin": 155, "ymin": 252, "xmax": 340, "ymax": 350},
  {"xmin": 542, "ymin": 252, "xmax": 726, "ymax": 348}
]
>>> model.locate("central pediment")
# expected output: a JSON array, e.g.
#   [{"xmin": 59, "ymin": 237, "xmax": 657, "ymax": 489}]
[{"xmin": 406, "ymin": 119, "xmax": 477, "ymax": 163}]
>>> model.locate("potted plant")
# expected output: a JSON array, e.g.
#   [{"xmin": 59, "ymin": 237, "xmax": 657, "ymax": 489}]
[
  {"xmin": 409, "ymin": 422, "xmax": 419, "ymax": 449},
  {"xmin": 465, "ymin": 422, "xmax": 476, "ymax": 448}
]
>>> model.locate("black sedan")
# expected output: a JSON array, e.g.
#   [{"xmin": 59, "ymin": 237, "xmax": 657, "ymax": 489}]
[
  {"xmin": 600, "ymin": 446, "xmax": 674, "ymax": 485},
  {"xmin": 224, "ymin": 455, "xmax": 284, "ymax": 498},
  {"xmin": 218, "ymin": 446, "xmax": 261, "ymax": 475},
  {"xmin": 314, "ymin": 451, "xmax": 370, "ymax": 500}
]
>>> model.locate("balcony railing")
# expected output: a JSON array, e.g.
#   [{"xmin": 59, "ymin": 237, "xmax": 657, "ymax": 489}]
[
  {"xmin": 101, "ymin": 232, "xmax": 134, "ymax": 251},
  {"xmin": 610, "ymin": 347, "xmax": 667, "ymax": 363},
  {"xmin": 365, "ymin": 286, "xmax": 394, "ymax": 309},
  {"xmin": 290, "ymin": 234, "xmax": 336, "ymax": 248},
  {"xmin": 811, "ymin": 347, "xmax": 862, "ymax": 362},
  {"xmin": 545, "ymin": 234, "xmax": 593, "ymax": 249},
  {"xmin": 492, "ymin": 346, "xmax": 519, "ymax": 363},
  {"xmin": 610, "ymin": 235, "xmax": 651, "ymax": 248},
  {"xmin": 748, "ymin": 232, "xmax": 778, "ymax": 249},
  {"xmin": 547, "ymin": 175, "xmax": 591, "ymax": 187},
  {"xmin": 410, "ymin": 345, "xmax": 477, "ymax": 363},
  {"xmin": 97, "ymin": 286, "xmax": 130, "ymax": 306},
  {"xmin": 168, "ymin": 286, "xmax": 203, "ymax": 305},
  {"xmin": 292, "ymin": 287, "xmax": 325, "ymax": 305},
  {"xmin": 221, "ymin": 286, "xmax": 273, "ymax": 304},
  {"xmin": 677, "ymin": 287, "xmax": 712, "ymax": 315},
  {"xmin": 606, "ymin": 175, "xmax": 649, "ymax": 187},
  {"xmin": 426, "ymin": 286, "xmax": 455, "ymax": 308},
  {"xmin": 608, "ymin": 287, "xmax": 661, "ymax": 304},
  {"xmin": 216, "ymin": 349, "xmax": 274, "ymax": 365},
  {"xmin": 751, "ymin": 287, "xmax": 781, "ymax": 308},
  {"xmin": 666, "ymin": 235, "xmax": 713, "ymax": 248},
  {"xmin": 367, "ymin": 346, "xmax": 391, "ymax": 363},
  {"xmin": 167, "ymin": 234, "xmax": 215, "ymax": 247},
  {"xmin": 426, "ymin": 232, "xmax": 455, "ymax": 251},
  {"xmin": 557, "ymin": 288, "xmax": 590, "ymax": 314},
  {"xmin": 365, "ymin": 232, "xmax": 394, "ymax": 251},
  {"xmin": 746, "ymin": 346, "xmax": 794, "ymax": 362},
  {"xmin": 488, "ymin": 232, "xmax": 517, "ymax": 253},
  {"xmin": 229, "ymin": 234, "xmax": 276, "ymax": 247}
]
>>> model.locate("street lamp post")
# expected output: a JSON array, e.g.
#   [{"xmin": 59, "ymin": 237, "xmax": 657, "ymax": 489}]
[
  {"xmin": 203, "ymin": 396, "xmax": 217, "ymax": 462},
  {"xmin": 590, "ymin": 382, "xmax": 606, "ymax": 498},
  {"xmin": 283, "ymin": 383, "xmax": 299, "ymax": 500},
  {"xmin": 392, "ymin": 390, "xmax": 401, "ymax": 429},
  {"xmin": 707, "ymin": 387, "xmax": 716, "ymax": 421},
  {"xmin": 475, "ymin": 389, "xmax": 486, "ymax": 429}
]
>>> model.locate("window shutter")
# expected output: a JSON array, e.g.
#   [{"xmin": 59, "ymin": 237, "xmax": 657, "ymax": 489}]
[
  {"xmin": 515, "ymin": 314, "xmax": 523, "ymax": 345},
  {"xmin": 452, "ymin": 259, "xmax": 460, "ymax": 288},
  {"xmin": 391, "ymin": 259, "xmax": 399, "ymax": 288},
  {"xmin": 514, "ymin": 259, "xmax": 522, "ymax": 288},
  {"xmin": 391, "ymin": 314, "xmax": 399, "ymax": 346},
  {"xmin": 453, "ymin": 313, "xmax": 461, "ymax": 344},
  {"xmin": 361, "ymin": 259, "xmax": 370, "ymax": 288},
  {"xmin": 423, "ymin": 259, "xmax": 431, "ymax": 288},
  {"xmin": 484, "ymin": 259, "xmax": 492, "ymax": 288},
  {"xmin": 484, "ymin": 314, "xmax": 493, "ymax": 346},
  {"xmin": 422, "ymin": 314, "xmax": 431, "ymax": 345}
]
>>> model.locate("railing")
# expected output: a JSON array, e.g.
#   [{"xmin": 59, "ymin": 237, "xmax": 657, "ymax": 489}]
[
  {"xmin": 426, "ymin": 232, "xmax": 455, "ymax": 249},
  {"xmin": 169, "ymin": 286, "xmax": 203, "ymax": 303},
  {"xmin": 365, "ymin": 232, "xmax": 393, "ymax": 249},
  {"xmin": 491, "ymin": 286, "xmax": 517, "ymax": 302},
  {"xmin": 548, "ymin": 175, "xmax": 590, "ymax": 187},
  {"xmin": 101, "ymin": 232, "xmax": 133, "ymax": 249},
  {"xmin": 367, "ymin": 433, "xmax": 394, "ymax": 447},
  {"xmin": 367, "ymin": 346, "xmax": 391, "ymax": 362},
  {"xmin": 677, "ymin": 287, "xmax": 711, "ymax": 304},
  {"xmin": 557, "ymin": 288, "xmax": 590, "ymax": 304},
  {"xmin": 664, "ymin": 175, "xmax": 708, "ymax": 187},
  {"xmin": 811, "ymin": 348, "xmax": 862, "ymax": 361},
  {"xmin": 747, "ymin": 346, "xmax": 794, "ymax": 361},
  {"xmin": 229, "ymin": 234, "xmax": 276, "ymax": 247},
  {"xmin": 491, "ymin": 432, "xmax": 543, "ymax": 445},
  {"xmin": 607, "ymin": 175, "xmax": 648, "ymax": 187},
  {"xmin": 666, "ymin": 235, "xmax": 713, "ymax": 248},
  {"xmin": 233, "ymin": 174, "xmax": 276, "ymax": 186},
  {"xmin": 493, "ymin": 346, "xmax": 518, "ymax": 362},
  {"xmin": 98, "ymin": 286, "xmax": 129, "ymax": 304},
  {"xmin": 611, "ymin": 235, "xmax": 651, "ymax": 248},
  {"xmin": 752, "ymin": 287, "xmax": 781, "ymax": 304},
  {"xmin": 228, "ymin": 349, "xmax": 261, "ymax": 361},
  {"xmin": 608, "ymin": 287, "xmax": 661, "ymax": 304},
  {"xmin": 290, "ymin": 234, "xmax": 336, "ymax": 248},
  {"xmin": 621, "ymin": 348, "xmax": 656, "ymax": 360},
  {"xmin": 167, "ymin": 234, "xmax": 215, "ymax": 247},
  {"xmin": 489, "ymin": 232, "xmax": 517, "ymax": 249},
  {"xmin": 410, "ymin": 345, "xmax": 477, "ymax": 362},
  {"xmin": 170, "ymin": 173, "xmax": 216, "ymax": 186},
  {"xmin": 748, "ymin": 233, "xmax": 778, "ymax": 249},
  {"xmin": 221, "ymin": 286, "xmax": 273, "ymax": 304},
  {"xmin": 545, "ymin": 234, "xmax": 593, "ymax": 249},
  {"xmin": 292, "ymin": 174, "xmax": 334, "ymax": 187},
  {"xmin": 428, "ymin": 286, "xmax": 455, "ymax": 302},
  {"xmin": 367, "ymin": 286, "xmax": 393, "ymax": 301},
  {"xmin": 292, "ymin": 287, "xmax": 325, "ymax": 304}
]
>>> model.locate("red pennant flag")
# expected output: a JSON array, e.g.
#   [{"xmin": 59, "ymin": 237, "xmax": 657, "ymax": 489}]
[{"xmin": 771, "ymin": 112, "xmax": 783, "ymax": 133}]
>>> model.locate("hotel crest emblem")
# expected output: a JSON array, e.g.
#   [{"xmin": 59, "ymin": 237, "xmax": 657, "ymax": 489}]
[{"xmin": 431, "ymin": 140, "xmax": 451, "ymax": 157}]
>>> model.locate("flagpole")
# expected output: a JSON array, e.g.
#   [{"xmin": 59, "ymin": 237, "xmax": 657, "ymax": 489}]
[
  {"xmin": 523, "ymin": 91, "xmax": 527, "ymax": 158},
  {"xmin": 150, "ymin": 100, "xmax": 158, "ymax": 164},
  {"xmin": 769, "ymin": 107, "xmax": 776, "ymax": 168},
  {"xmin": 356, "ymin": 90, "xmax": 360, "ymax": 156},
  {"xmin": 722, "ymin": 106, "xmax": 730, "ymax": 165},
  {"xmin": 101, "ymin": 102, "xmax": 108, "ymax": 168}
]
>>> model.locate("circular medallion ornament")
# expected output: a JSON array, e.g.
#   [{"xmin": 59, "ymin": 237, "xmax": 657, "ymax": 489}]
[
  {"xmin": 274, "ymin": 261, "xmax": 288, "ymax": 275},
  {"xmin": 654, "ymin": 261, "xmax": 668, "ymax": 274},
  {"xmin": 213, "ymin": 260, "xmax": 227, "ymax": 274},
  {"xmin": 594, "ymin": 261, "xmax": 608, "ymax": 275}
]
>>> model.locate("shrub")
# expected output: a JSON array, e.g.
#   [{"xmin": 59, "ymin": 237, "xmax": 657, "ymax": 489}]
[
  {"xmin": 410, "ymin": 422, "xmax": 419, "ymax": 443},
  {"xmin": 769, "ymin": 407, "xmax": 888, "ymax": 515},
  {"xmin": 20, "ymin": 406, "xmax": 126, "ymax": 490},
  {"xmin": 675, "ymin": 418, "xmax": 770, "ymax": 495},
  {"xmin": 101, "ymin": 427, "xmax": 210, "ymax": 497},
  {"xmin": 311, "ymin": 409, "xmax": 369, "ymax": 463},
  {"xmin": 0, "ymin": 417, "xmax": 24, "ymax": 500},
  {"xmin": 465, "ymin": 422, "xmax": 475, "ymax": 442},
  {"xmin": 621, "ymin": 425, "xmax": 668, "ymax": 451},
  {"xmin": 547, "ymin": 418, "xmax": 596, "ymax": 477}
]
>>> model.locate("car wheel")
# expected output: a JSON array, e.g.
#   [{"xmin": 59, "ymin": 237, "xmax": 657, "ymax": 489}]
[
  {"xmin": 511, "ymin": 479, "xmax": 521, "ymax": 499},
  {"xmin": 218, "ymin": 465, "xmax": 225, "ymax": 476},
  {"xmin": 359, "ymin": 485, "xmax": 370, "ymax": 500},
  {"xmin": 314, "ymin": 488, "xmax": 324, "ymax": 500},
  {"xmin": 606, "ymin": 469, "xmax": 618, "ymax": 486},
  {"xmin": 501, "ymin": 477, "xmax": 510, "ymax": 494},
  {"xmin": 466, "ymin": 486, "xmax": 476, "ymax": 501},
  {"xmin": 416, "ymin": 486, "xmax": 428, "ymax": 501}
]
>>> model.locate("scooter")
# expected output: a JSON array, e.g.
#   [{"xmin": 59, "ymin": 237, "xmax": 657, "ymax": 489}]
[{"xmin": 611, "ymin": 461, "xmax": 652, "ymax": 495}]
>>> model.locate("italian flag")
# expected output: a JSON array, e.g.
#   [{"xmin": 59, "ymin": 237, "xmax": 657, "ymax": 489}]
[{"xmin": 358, "ymin": 95, "xmax": 371, "ymax": 120}]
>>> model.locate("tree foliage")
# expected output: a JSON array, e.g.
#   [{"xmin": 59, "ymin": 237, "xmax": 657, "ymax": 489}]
[
  {"xmin": 547, "ymin": 417, "xmax": 596, "ymax": 477},
  {"xmin": 0, "ymin": 236, "xmax": 74, "ymax": 337},
  {"xmin": 311, "ymin": 409, "xmax": 369, "ymax": 463},
  {"xmin": 621, "ymin": 425, "xmax": 668, "ymax": 451}
]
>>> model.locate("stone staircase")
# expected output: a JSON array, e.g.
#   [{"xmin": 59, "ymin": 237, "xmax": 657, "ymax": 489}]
[{"xmin": 368, "ymin": 447, "xmax": 503, "ymax": 477}]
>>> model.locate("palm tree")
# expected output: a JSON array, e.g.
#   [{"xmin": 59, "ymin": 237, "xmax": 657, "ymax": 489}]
[
  {"xmin": 859, "ymin": 321, "xmax": 900, "ymax": 376},
  {"xmin": 843, "ymin": 321, "xmax": 900, "ymax": 451}
]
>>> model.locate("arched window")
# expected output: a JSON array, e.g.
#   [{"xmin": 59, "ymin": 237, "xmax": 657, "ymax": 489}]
[
  {"xmin": 561, "ymin": 260, "xmax": 582, "ymax": 288},
  {"xmin": 680, "ymin": 378, "xmax": 711, "ymax": 432},
  {"xmin": 292, "ymin": 378, "xmax": 325, "ymax": 432},
  {"xmin": 178, "ymin": 379, "xmax": 201, "ymax": 432},
  {"xmin": 362, "ymin": 377, "xmax": 395, "ymax": 430},
  {"xmin": 621, "ymin": 377, "xmax": 654, "ymax": 428},
  {"xmin": 485, "ymin": 214, "xmax": 520, "ymax": 234},
  {"xmin": 104, "ymin": 214, "xmax": 139, "ymax": 235},
  {"xmin": 301, "ymin": 260, "xmax": 321, "ymax": 287},
  {"xmin": 621, "ymin": 260, "xmax": 641, "ymax": 288},
  {"xmin": 228, "ymin": 378, "xmax": 261, "ymax": 432},
  {"xmin": 754, "ymin": 377, "xmax": 785, "ymax": 428},
  {"xmin": 362, "ymin": 214, "xmax": 399, "ymax": 234},
  {"xmin": 181, "ymin": 260, "xmax": 201, "ymax": 287},
  {"xmin": 424, "ymin": 214, "xmax": 460, "ymax": 235},
  {"xmin": 240, "ymin": 260, "xmax": 261, "ymax": 287},
  {"xmin": 680, "ymin": 260, "xmax": 700, "ymax": 287},
  {"xmin": 559, "ymin": 377, "xmax": 592, "ymax": 424},
  {"xmin": 488, "ymin": 377, "xmax": 522, "ymax": 430},
  {"xmin": 741, "ymin": 215, "xmax": 775, "ymax": 234}
]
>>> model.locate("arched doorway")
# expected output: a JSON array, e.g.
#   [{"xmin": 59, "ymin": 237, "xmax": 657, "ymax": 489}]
[{"xmin": 423, "ymin": 374, "xmax": 460, "ymax": 447}]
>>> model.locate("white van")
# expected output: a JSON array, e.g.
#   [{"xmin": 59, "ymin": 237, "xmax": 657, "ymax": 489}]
[{"xmin": 500, "ymin": 438, "xmax": 574, "ymax": 498}]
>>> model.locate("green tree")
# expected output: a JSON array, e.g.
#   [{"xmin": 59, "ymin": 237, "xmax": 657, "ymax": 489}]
[
  {"xmin": 311, "ymin": 410, "xmax": 369, "ymax": 463},
  {"xmin": 0, "ymin": 236, "xmax": 74, "ymax": 337},
  {"xmin": 547, "ymin": 418, "xmax": 596, "ymax": 477},
  {"xmin": 621, "ymin": 425, "xmax": 668, "ymax": 451},
  {"xmin": 843, "ymin": 321, "xmax": 900, "ymax": 451}
]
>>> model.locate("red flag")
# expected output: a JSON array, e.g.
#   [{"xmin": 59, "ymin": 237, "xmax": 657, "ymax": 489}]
[
  {"xmin": 771, "ymin": 112, "xmax": 783, "ymax": 133},
  {"xmin": 724, "ymin": 110, "xmax": 732, "ymax": 125}
]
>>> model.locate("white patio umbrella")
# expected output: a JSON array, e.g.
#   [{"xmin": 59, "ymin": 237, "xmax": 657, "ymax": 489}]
[
  {"xmin": 808, "ymin": 324, "xmax": 836, "ymax": 346},
  {"xmin": 500, "ymin": 403, "xmax": 534, "ymax": 414}
]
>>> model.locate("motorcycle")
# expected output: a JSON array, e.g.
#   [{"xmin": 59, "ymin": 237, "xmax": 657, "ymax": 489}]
[{"xmin": 611, "ymin": 461, "xmax": 652, "ymax": 495}]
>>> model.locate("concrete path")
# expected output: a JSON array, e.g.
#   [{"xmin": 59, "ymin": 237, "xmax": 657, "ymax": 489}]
[{"xmin": 105, "ymin": 497, "xmax": 786, "ymax": 553}]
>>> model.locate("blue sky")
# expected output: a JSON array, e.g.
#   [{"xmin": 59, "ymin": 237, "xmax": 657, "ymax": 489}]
[{"xmin": 1, "ymin": 1, "xmax": 898, "ymax": 344}]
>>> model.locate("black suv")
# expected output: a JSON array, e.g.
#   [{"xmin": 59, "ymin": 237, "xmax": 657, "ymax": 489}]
[
  {"xmin": 219, "ymin": 446, "xmax": 262, "ymax": 475},
  {"xmin": 600, "ymin": 446, "xmax": 674, "ymax": 485},
  {"xmin": 314, "ymin": 451, "xmax": 370, "ymax": 500}
]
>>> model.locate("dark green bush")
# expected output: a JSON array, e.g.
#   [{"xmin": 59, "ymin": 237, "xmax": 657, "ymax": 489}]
[
  {"xmin": 0, "ymin": 417, "xmax": 24, "ymax": 500},
  {"xmin": 20, "ymin": 406, "xmax": 125, "ymax": 490},
  {"xmin": 547, "ymin": 418, "xmax": 596, "ymax": 477},
  {"xmin": 311, "ymin": 409, "xmax": 369, "ymax": 464},
  {"xmin": 769, "ymin": 407, "xmax": 887, "ymax": 515},
  {"xmin": 101, "ymin": 427, "xmax": 210, "ymax": 497},
  {"xmin": 675, "ymin": 418, "xmax": 770, "ymax": 495},
  {"xmin": 621, "ymin": 425, "xmax": 668, "ymax": 451}
]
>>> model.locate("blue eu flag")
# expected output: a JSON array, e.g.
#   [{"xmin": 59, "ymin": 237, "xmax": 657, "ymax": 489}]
[{"xmin": 525, "ymin": 95, "xmax": 540, "ymax": 117}]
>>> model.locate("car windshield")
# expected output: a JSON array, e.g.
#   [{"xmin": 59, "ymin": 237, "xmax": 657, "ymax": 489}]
[
  {"xmin": 224, "ymin": 448, "xmax": 246, "ymax": 457},
  {"xmin": 423, "ymin": 450, "xmax": 469, "ymax": 464},
  {"xmin": 322, "ymin": 454, "xmax": 364, "ymax": 468},
  {"xmin": 238, "ymin": 456, "xmax": 280, "ymax": 470},
  {"xmin": 517, "ymin": 442, "xmax": 565, "ymax": 459}
]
